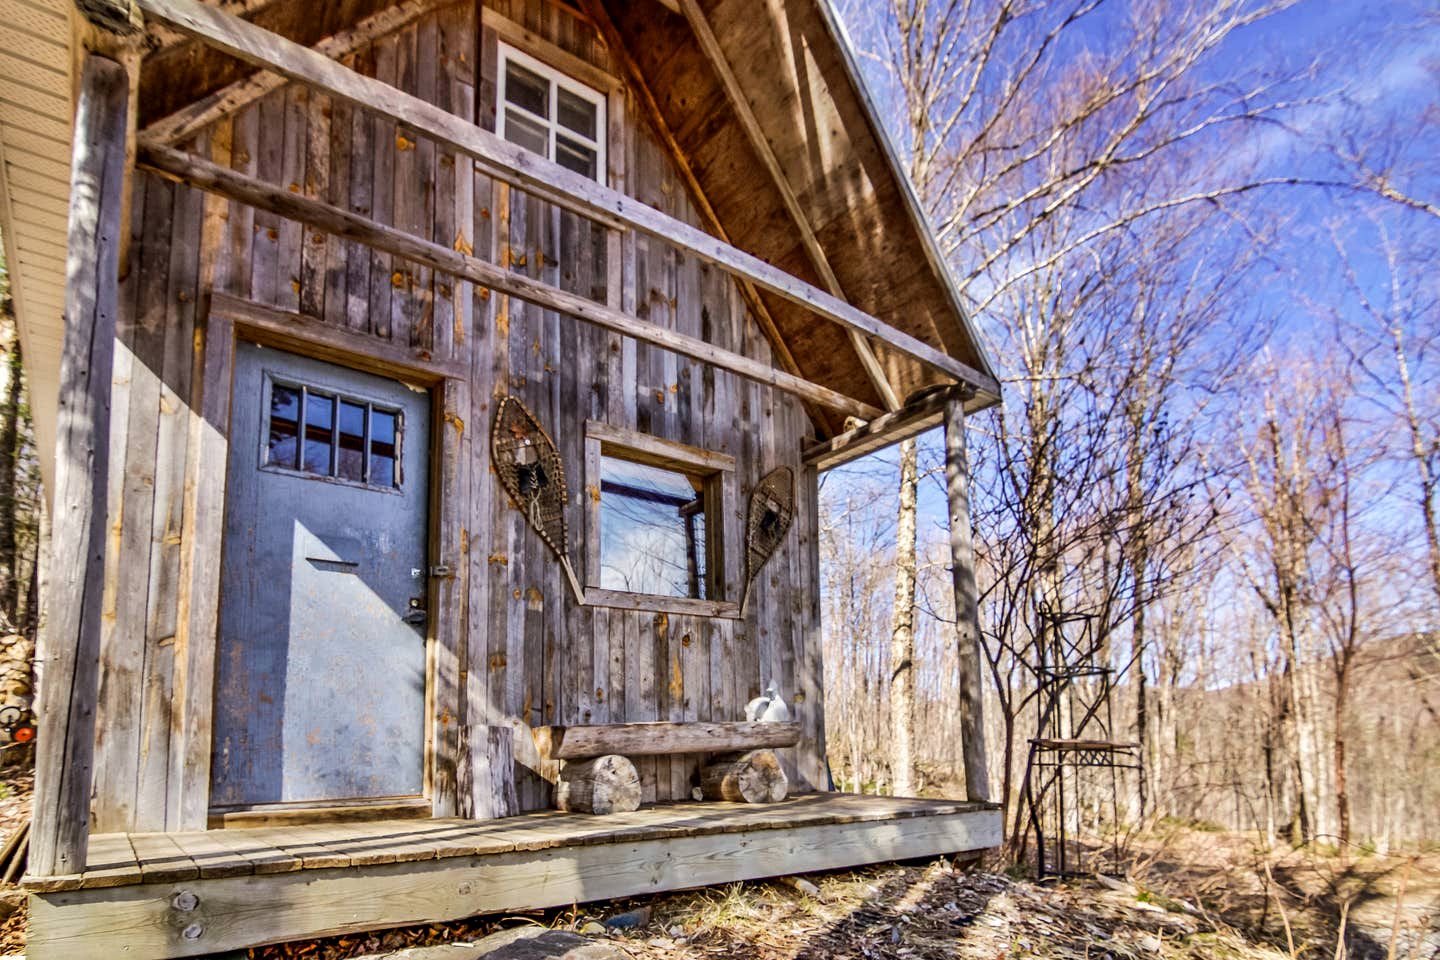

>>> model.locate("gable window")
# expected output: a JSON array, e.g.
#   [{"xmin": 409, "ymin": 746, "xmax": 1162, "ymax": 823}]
[
  {"xmin": 497, "ymin": 42, "xmax": 606, "ymax": 181},
  {"xmin": 583, "ymin": 421, "xmax": 740, "ymax": 618}
]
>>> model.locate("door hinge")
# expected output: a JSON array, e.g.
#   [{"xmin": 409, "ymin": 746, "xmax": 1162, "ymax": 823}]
[{"xmin": 429, "ymin": 564, "xmax": 454, "ymax": 578}]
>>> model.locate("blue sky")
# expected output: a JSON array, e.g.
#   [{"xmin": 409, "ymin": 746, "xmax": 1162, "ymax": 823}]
[{"xmin": 825, "ymin": 0, "xmax": 1439, "ymax": 629}]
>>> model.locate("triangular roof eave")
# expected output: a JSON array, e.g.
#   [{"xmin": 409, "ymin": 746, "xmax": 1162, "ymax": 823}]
[{"xmin": 809, "ymin": 0, "xmax": 1002, "ymax": 402}]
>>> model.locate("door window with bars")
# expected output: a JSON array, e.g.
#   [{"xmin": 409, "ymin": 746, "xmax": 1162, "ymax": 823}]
[
  {"xmin": 497, "ymin": 42, "xmax": 606, "ymax": 181},
  {"xmin": 263, "ymin": 378, "xmax": 403, "ymax": 490}
]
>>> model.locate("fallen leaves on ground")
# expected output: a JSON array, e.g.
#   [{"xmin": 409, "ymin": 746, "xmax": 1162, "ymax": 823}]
[
  {"xmin": 597, "ymin": 860, "xmax": 1285, "ymax": 960},
  {"xmin": 0, "ymin": 769, "xmax": 31, "ymax": 955}
]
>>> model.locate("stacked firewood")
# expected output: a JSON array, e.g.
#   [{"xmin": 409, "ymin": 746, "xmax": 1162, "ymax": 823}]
[
  {"xmin": 0, "ymin": 633, "xmax": 32, "ymax": 885},
  {"xmin": 0, "ymin": 634, "xmax": 33, "ymax": 766}
]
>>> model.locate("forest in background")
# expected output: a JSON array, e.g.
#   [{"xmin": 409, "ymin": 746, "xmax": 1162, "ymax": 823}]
[
  {"xmin": 0, "ymin": 0, "xmax": 1434, "ymax": 863},
  {"xmin": 0, "ymin": 264, "xmax": 42, "ymax": 641},
  {"xmin": 822, "ymin": 0, "xmax": 1439, "ymax": 853}
]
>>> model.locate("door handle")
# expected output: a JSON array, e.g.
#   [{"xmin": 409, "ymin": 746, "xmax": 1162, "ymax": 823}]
[{"xmin": 403, "ymin": 609, "xmax": 428, "ymax": 626}]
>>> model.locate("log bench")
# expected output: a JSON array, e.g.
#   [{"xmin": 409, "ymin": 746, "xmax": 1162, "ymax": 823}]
[{"xmin": 533, "ymin": 721, "xmax": 801, "ymax": 813}]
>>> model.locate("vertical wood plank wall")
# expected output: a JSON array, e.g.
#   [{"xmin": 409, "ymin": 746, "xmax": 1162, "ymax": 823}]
[{"xmin": 92, "ymin": 0, "xmax": 827, "ymax": 831}]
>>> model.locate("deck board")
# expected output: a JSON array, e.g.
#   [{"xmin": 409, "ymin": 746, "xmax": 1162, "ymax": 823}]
[
  {"xmin": 128, "ymin": 833, "xmax": 200, "ymax": 885},
  {"xmin": 200, "ymin": 825, "xmax": 304, "ymax": 875},
  {"xmin": 74, "ymin": 834, "xmax": 139, "ymax": 891},
  {"xmin": 26, "ymin": 792, "xmax": 991, "ymax": 892},
  {"xmin": 26, "ymin": 793, "xmax": 1002, "ymax": 960}
]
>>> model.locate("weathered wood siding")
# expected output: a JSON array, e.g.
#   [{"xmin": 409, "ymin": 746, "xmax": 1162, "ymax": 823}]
[{"xmin": 92, "ymin": 0, "xmax": 826, "ymax": 831}]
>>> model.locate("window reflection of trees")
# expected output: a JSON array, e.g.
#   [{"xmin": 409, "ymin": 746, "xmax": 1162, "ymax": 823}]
[
  {"xmin": 264, "ymin": 379, "xmax": 400, "ymax": 489},
  {"xmin": 599, "ymin": 456, "xmax": 708, "ymax": 599}
]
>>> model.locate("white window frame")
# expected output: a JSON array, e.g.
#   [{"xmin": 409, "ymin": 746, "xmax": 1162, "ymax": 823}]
[{"xmin": 497, "ymin": 40, "xmax": 607, "ymax": 183}]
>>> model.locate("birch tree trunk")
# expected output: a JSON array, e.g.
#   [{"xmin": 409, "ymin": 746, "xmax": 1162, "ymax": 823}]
[
  {"xmin": 0, "ymin": 298, "xmax": 19, "ymax": 625},
  {"xmin": 889, "ymin": 437, "xmax": 918, "ymax": 797}
]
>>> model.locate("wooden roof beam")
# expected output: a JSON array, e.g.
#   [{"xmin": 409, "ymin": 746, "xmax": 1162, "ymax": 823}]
[
  {"xmin": 677, "ymin": 0, "xmax": 901, "ymax": 413},
  {"xmin": 138, "ymin": 142, "xmax": 882, "ymax": 421},
  {"xmin": 132, "ymin": 0, "xmax": 1002, "ymax": 400},
  {"xmin": 141, "ymin": 0, "xmax": 453, "ymax": 147},
  {"xmin": 575, "ymin": 0, "xmax": 837, "ymax": 437},
  {"xmin": 802, "ymin": 383, "xmax": 975, "ymax": 471}
]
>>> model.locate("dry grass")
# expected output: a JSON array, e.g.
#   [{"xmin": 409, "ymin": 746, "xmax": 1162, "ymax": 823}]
[
  {"xmin": 1126, "ymin": 825, "xmax": 1440, "ymax": 960},
  {"xmin": 591, "ymin": 858, "xmax": 1283, "ymax": 960}
]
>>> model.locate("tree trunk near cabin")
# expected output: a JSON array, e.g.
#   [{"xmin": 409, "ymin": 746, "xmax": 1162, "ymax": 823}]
[
  {"xmin": 1334, "ymin": 664, "xmax": 1351, "ymax": 846},
  {"xmin": 1131, "ymin": 554, "xmax": 1149, "ymax": 819},
  {"xmin": 1389, "ymin": 323, "xmax": 1440, "ymax": 616},
  {"xmin": 0, "ymin": 305, "xmax": 20, "ymax": 625},
  {"xmin": 701, "ymin": 749, "xmax": 788, "ymax": 803},
  {"xmin": 889, "ymin": 437, "xmax": 918, "ymax": 797},
  {"xmin": 1123, "ymin": 400, "xmax": 1151, "ymax": 819},
  {"xmin": 556, "ymin": 755, "xmax": 640, "ymax": 814}
]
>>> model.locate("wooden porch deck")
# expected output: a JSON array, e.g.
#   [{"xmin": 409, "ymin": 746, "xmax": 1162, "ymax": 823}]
[{"xmin": 25, "ymin": 793, "xmax": 1001, "ymax": 959}]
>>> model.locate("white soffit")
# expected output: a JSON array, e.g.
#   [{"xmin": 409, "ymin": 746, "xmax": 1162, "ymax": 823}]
[{"xmin": 0, "ymin": 0, "xmax": 73, "ymax": 493}]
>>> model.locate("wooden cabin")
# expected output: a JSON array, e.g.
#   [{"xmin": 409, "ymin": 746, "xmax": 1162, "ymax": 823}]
[{"xmin": 0, "ymin": 0, "xmax": 1004, "ymax": 955}]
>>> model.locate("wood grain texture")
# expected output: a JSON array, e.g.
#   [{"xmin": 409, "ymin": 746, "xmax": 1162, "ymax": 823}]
[
  {"xmin": 574, "ymin": 0, "xmax": 834, "ymax": 438},
  {"xmin": 88, "ymin": 0, "xmax": 837, "ymax": 830},
  {"xmin": 28, "ymin": 792, "xmax": 999, "ymax": 887},
  {"xmin": 140, "ymin": 0, "xmax": 454, "ymax": 147},
  {"xmin": 535, "ymin": 721, "xmax": 800, "ymax": 760},
  {"xmin": 675, "ymin": 0, "xmax": 900, "ymax": 414},
  {"xmin": 943, "ymin": 396, "xmax": 991, "ymax": 802},
  {"xmin": 555, "ymin": 755, "xmax": 640, "ymax": 814},
  {"xmin": 207, "ymin": 294, "xmax": 463, "ymax": 381},
  {"xmin": 803, "ymin": 384, "xmax": 976, "ymax": 471},
  {"xmin": 465, "ymin": 724, "xmax": 519, "ymax": 820},
  {"xmin": 140, "ymin": 143, "xmax": 877, "ymax": 419},
  {"xmin": 133, "ymin": 0, "xmax": 999, "ymax": 396},
  {"xmin": 700, "ymin": 749, "xmax": 788, "ymax": 803},
  {"xmin": 29, "ymin": 54, "xmax": 129, "ymax": 879},
  {"xmin": 28, "ymin": 803, "xmax": 1001, "ymax": 958},
  {"xmin": 604, "ymin": 0, "xmax": 1002, "ymax": 406}
]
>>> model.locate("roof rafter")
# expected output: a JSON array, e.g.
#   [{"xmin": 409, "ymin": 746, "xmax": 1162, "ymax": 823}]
[
  {"xmin": 139, "ymin": 141, "xmax": 883, "ymax": 420},
  {"xmin": 677, "ymin": 0, "xmax": 902, "ymax": 412},
  {"xmin": 574, "ymin": 0, "xmax": 839, "ymax": 437},
  {"xmin": 140, "ymin": 0, "xmax": 453, "ymax": 147},
  {"xmin": 133, "ymin": 0, "xmax": 1003, "ymax": 400}
]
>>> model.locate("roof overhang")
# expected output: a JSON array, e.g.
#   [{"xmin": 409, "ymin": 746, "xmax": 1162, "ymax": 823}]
[
  {"xmin": 599, "ymin": 0, "xmax": 1001, "ymax": 414},
  {"xmin": 0, "ymin": 0, "xmax": 77, "ymax": 494}
]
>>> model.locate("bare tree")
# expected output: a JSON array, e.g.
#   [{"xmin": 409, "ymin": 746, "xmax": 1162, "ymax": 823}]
[
  {"xmin": 0, "ymin": 271, "xmax": 18, "ymax": 624},
  {"xmin": 1327, "ymin": 223, "xmax": 1440, "ymax": 615},
  {"xmin": 889, "ymin": 439, "xmax": 919, "ymax": 796},
  {"xmin": 819, "ymin": 0, "xmax": 1440, "ymax": 854}
]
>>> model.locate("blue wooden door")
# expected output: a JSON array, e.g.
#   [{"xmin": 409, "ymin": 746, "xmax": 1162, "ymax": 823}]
[{"xmin": 211, "ymin": 343, "xmax": 430, "ymax": 808}]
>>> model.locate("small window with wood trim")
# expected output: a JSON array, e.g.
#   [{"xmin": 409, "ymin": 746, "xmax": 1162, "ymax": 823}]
[
  {"xmin": 262, "ymin": 377, "xmax": 403, "ymax": 490},
  {"xmin": 497, "ymin": 41, "xmax": 606, "ymax": 181},
  {"xmin": 584, "ymin": 422, "xmax": 738, "ymax": 615},
  {"xmin": 600, "ymin": 456, "xmax": 710, "ymax": 598}
]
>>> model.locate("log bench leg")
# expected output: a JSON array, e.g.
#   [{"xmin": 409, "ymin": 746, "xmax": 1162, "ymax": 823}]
[
  {"xmin": 556, "ymin": 755, "xmax": 641, "ymax": 814},
  {"xmin": 556, "ymin": 748, "xmax": 791, "ymax": 813},
  {"xmin": 700, "ymin": 749, "xmax": 788, "ymax": 803}
]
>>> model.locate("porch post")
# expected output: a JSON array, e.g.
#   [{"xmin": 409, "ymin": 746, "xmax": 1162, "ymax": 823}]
[
  {"xmin": 943, "ymin": 393, "xmax": 992, "ymax": 803},
  {"xmin": 29, "ymin": 52, "xmax": 129, "ymax": 877}
]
